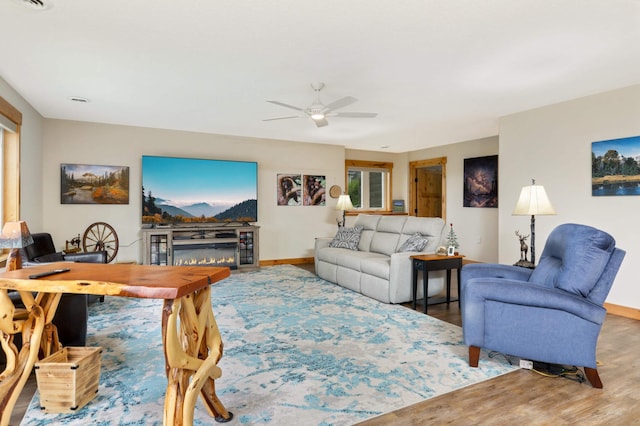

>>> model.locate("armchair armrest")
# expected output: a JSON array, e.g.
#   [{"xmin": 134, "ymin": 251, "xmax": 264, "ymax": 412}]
[
  {"xmin": 462, "ymin": 263, "xmax": 533, "ymax": 283},
  {"xmin": 464, "ymin": 278, "xmax": 607, "ymax": 325},
  {"xmin": 314, "ymin": 237, "xmax": 332, "ymax": 251}
]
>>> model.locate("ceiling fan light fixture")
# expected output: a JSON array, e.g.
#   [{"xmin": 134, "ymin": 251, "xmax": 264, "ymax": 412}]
[
  {"xmin": 264, "ymin": 83, "xmax": 377, "ymax": 128},
  {"xmin": 13, "ymin": 0, "xmax": 51, "ymax": 10}
]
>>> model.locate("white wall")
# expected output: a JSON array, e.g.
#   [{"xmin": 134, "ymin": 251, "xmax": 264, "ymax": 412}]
[
  {"xmin": 41, "ymin": 120, "xmax": 346, "ymax": 263},
  {"xmin": 0, "ymin": 76, "xmax": 44, "ymax": 230},
  {"xmin": 499, "ymin": 84, "xmax": 640, "ymax": 308},
  {"xmin": 408, "ymin": 136, "xmax": 500, "ymax": 263}
]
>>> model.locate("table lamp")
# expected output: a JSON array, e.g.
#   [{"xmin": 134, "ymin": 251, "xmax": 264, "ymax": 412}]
[
  {"xmin": 336, "ymin": 194, "xmax": 353, "ymax": 228},
  {"xmin": 0, "ymin": 220, "xmax": 34, "ymax": 271},
  {"xmin": 513, "ymin": 179, "xmax": 556, "ymax": 267}
]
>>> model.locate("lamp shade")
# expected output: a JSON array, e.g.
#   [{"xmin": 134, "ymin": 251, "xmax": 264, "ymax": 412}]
[
  {"xmin": 0, "ymin": 221, "xmax": 34, "ymax": 248},
  {"xmin": 513, "ymin": 184, "xmax": 556, "ymax": 216},
  {"xmin": 336, "ymin": 194, "xmax": 354, "ymax": 211}
]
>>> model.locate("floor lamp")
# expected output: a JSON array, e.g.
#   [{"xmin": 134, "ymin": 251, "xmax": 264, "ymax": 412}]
[{"xmin": 513, "ymin": 179, "xmax": 556, "ymax": 268}]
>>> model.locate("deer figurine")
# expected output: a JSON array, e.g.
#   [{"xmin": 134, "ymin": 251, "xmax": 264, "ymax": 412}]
[{"xmin": 516, "ymin": 230, "xmax": 529, "ymax": 261}]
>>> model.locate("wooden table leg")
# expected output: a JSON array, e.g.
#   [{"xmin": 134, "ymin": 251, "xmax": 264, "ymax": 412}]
[
  {"xmin": 162, "ymin": 285, "xmax": 232, "ymax": 426},
  {"xmin": 457, "ymin": 266, "xmax": 462, "ymax": 308},
  {"xmin": 422, "ymin": 262, "xmax": 429, "ymax": 314},
  {"xmin": 0, "ymin": 290, "xmax": 61, "ymax": 426},
  {"xmin": 446, "ymin": 269, "xmax": 452, "ymax": 305},
  {"xmin": 411, "ymin": 259, "xmax": 419, "ymax": 311}
]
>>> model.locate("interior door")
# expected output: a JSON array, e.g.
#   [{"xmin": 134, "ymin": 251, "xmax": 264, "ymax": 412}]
[
  {"xmin": 409, "ymin": 157, "xmax": 446, "ymax": 220},
  {"xmin": 416, "ymin": 167, "xmax": 442, "ymax": 217}
]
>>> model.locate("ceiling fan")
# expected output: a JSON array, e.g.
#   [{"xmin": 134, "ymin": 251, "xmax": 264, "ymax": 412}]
[{"xmin": 263, "ymin": 83, "xmax": 378, "ymax": 128}]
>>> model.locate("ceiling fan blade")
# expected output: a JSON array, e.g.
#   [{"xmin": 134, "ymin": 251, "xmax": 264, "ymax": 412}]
[
  {"xmin": 314, "ymin": 118, "xmax": 329, "ymax": 128},
  {"xmin": 262, "ymin": 116, "xmax": 303, "ymax": 121},
  {"xmin": 266, "ymin": 100, "xmax": 305, "ymax": 112},
  {"xmin": 332, "ymin": 112, "xmax": 378, "ymax": 118},
  {"xmin": 323, "ymin": 96, "xmax": 357, "ymax": 112}
]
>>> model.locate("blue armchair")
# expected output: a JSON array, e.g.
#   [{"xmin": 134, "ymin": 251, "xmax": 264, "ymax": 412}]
[{"xmin": 461, "ymin": 223, "xmax": 625, "ymax": 388}]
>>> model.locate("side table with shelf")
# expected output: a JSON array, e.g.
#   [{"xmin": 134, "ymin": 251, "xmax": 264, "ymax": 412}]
[{"xmin": 411, "ymin": 254, "xmax": 465, "ymax": 314}]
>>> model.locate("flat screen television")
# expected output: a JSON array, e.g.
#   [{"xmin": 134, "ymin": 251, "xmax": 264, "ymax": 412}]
[{"xmin": 141, "ymin": 155, "xmax": 257, "ymax": 225}]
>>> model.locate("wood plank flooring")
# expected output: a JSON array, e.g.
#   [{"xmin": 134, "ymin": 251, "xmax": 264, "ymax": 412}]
[
  {"xmin": 8, "ymin": 264, "xmax": 640, "ymax": 425},
  {"xmin": 358, "ymin": 303, "xmax": 640, "ymax": 425}
]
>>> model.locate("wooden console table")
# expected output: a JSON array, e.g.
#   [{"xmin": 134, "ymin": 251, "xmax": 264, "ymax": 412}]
[
  {"xmin": 411, "ymin": 254, "xmax": 464, "ymax": 314},
  {"xmin": 0, "ymin": 262, "xmax": 232, "ymax": 426}
]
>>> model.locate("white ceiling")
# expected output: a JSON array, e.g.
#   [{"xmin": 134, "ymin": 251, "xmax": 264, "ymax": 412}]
[{"xmin": 1, "ymin": 0, "xmax": 639, "ymax": 153}]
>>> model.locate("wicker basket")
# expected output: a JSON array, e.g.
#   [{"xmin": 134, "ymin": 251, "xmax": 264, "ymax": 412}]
[{"xmin": 34, "ymin": 346, "xmax": 102, "ymax": 413}]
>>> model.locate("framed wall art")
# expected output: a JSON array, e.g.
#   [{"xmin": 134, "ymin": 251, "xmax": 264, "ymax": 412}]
[
  {"xmin": 592, "ymin": 135, "xmax": 640, "ymax": 196},
  {"xmin": 61, "ymin": 163, "xmax": 130, "ymax": 204},
  {"xmin": 463, "ymin": 155, "xmax": 498, "ymax": 208}
]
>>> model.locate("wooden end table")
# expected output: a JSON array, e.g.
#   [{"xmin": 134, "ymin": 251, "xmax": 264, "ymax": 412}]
[{"xmin": 411, "ymin": 254, "xmax": 464, "ymax": 314}]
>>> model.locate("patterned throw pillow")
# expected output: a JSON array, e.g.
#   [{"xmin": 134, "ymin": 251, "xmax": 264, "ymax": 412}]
[
  {"xmin": 329, "ymin": 226, "xmax": 364, "ymax": 250},
  {"xmin": 397, "ymin": 233, "xmax": 429, "ymax": 253}
]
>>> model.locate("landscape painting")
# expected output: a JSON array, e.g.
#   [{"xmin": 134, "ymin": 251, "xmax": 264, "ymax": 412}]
[
  {"xmin": 61, "ymin": 163, "xmax": 129, "ymax": 204},
  {"xmin": 592, "ymin": 135, "xmax": 640, "ymax": 196},
  {"xmin": 463, "ymin": 155, "xmax": 498, "ymax": 208}
]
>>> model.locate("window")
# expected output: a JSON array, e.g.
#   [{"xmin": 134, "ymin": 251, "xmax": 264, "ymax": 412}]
[
  {"xmin": 0, "ymin": 96, "xmax": 22, "ymax": 260},
  {"xmin": 345, "ymin": 160, "xmax": 392, "ymax": 211}
]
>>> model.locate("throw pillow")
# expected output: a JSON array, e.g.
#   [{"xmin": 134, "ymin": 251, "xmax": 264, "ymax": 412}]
[
  {"xmin": 329, "ymin": 226, "xmax": 364, "ymax": 250},
  {"xmin": 397, "ymin": 232, "xmax": 428, "ymax": 252}
]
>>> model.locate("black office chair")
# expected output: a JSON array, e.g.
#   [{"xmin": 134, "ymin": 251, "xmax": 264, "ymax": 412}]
[{"xmin": 18, "ymin": 233, "xmax": 108, "ymax": 347}]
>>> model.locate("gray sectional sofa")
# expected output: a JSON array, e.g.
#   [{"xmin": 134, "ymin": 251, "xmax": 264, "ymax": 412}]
[{"xmin": 315, "ymin": 214, "xmax": 447, "ymax": 304}]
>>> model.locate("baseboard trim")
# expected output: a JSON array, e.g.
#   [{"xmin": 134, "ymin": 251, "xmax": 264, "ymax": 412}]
[
  {"xmin": 260, "ymin": 257, "xmax": 314, "ymax": 267},
  {"xmin": 604, "ymin": 302, "xmax": 640, "ymax": 320}
]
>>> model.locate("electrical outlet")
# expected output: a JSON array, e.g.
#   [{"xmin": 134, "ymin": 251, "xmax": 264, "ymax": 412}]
[{"xmin": 519, "ymin": 359, "xmax": 533, "ymax": 370}]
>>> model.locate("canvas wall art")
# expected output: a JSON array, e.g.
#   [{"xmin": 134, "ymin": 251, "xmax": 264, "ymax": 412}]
[
  {"xmin": 463, "ymin": 155, "xmax": 498, "ymax": 208},
  {"xmin": 277, "ymin": 174, "xmax": 302, "ymax": 206},
  {"xmin": 303, "ymin": 175, "xmax": 326, "ymax": 206},
  {"xmin": 61, "ymin": 163, "xmax": 130, "ymax": 204},
  {"xmin": 592, "ymin": 135, "xmax": 640, "ymax": 196}
]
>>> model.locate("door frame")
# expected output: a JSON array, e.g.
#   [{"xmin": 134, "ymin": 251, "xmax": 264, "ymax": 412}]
[{"xmin": 409, "ymin": 156, "xmax": 447, "ymax": 220}]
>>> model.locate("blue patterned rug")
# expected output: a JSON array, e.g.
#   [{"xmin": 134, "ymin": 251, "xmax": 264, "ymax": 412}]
[{"xmin": 21, "ymin": 265, "xmax": 516, "ymax": 425}]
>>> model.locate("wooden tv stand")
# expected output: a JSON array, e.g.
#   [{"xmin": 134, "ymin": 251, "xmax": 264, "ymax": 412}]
[{"xmin": 141, "ymin": 224, "xmax": 259, "ymax": 270}]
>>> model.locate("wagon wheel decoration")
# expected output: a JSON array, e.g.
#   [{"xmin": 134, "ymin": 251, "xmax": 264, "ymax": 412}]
[{"xmin": 82, "ymin": 221, "xmax": 119, "ymax": 263}]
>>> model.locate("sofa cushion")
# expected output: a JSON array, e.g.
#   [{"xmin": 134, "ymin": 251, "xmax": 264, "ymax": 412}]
[
  {"xmin": 364, "ymin": 214, "xmax": 407, "ymax": 256},
  {"xmin": 358, "ymin": 229, "xmax": 375, "ymax": 252},
  {"xmin": 336, "ymin": 249, "xmax": 375, "ymax": 271},
  {"xmin": 377, "ymin": 216, "xmax": 407, "ymax": 233},
  {"xmin": 355, "ymin": 215, "xmax": 382, "ymax": 252},
  {"xmin": 361, "ymin": 255, "xmax": 391, "ymax": 280},
  {"xmin": 401, "ymin": 216, "xmax": 444, "ymax": 252},
  {"xmin": 397, "ymin": 233, "xmax": 428, "ymax": 252},
  {"xmin": 370, "ymin": 232, "xmax": 400, "ymax": 256},
  {"xmin": 329, "ymin": 225, "xmax": 363, "ymax": 250},
  {"xmin": 354, "ymin": 214, "xmax": 382, "ymax": 230}
]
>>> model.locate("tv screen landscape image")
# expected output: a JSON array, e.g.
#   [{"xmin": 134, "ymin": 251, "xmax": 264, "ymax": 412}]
[{"xmin": 142, "ymin": 155, "xmax": 258, "ymax": 224}]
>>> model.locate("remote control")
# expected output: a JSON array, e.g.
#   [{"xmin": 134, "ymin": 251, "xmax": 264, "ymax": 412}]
[{"xmin": 28, "ymin": 268, "xmax": 71, "ymax": 279}]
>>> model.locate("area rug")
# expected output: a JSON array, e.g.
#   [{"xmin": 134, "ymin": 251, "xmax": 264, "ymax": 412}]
[{"xmin": 21, "ymin": 265, "xmax": 516, "ymax": 425}]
